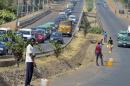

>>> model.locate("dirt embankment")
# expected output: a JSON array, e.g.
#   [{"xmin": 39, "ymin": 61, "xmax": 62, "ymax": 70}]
[{"xmin": 0, "ymin": 31, "xmax": 102, "ymax": 86}]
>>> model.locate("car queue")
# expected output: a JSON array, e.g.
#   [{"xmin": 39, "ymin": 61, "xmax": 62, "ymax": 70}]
[{"xmin": 0, "ymin": 1, "xmax": 78, "ymax": 55}]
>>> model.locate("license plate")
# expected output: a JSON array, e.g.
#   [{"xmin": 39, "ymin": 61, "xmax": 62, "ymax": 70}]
[{"xmin": 123, "ymin": 44, "xmax": 126, "ymax": 46}]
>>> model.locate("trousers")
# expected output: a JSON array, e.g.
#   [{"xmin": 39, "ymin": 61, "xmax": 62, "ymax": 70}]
[
  {"xmin": 96, "ymin": 53, "xmax": 103, "ymax": 66},
  {"xmin": 25, "ymin": 62, "xmax": 34, "ymax": 86}
]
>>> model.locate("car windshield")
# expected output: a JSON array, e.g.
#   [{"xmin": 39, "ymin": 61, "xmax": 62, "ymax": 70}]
[
  {"xmin": 19, "ymin": 31, "xmax": 30, "ymax": 35},
  {"xmin": 120, "ymin": 36, "xmax": 130, "ymax": 41},
  {"xmin": 37, "ymin": 30, "xmax": 45, "ymax": 34},
  {"xmin": 0, "ymin": 30, "xmax": 6, "ymax": 35},
  {"xmin": 119, "ymin": 32, "xmax": 127, "ymax": 36},
  {"xmin": 61, "ymin": 21, "xmax": 71, "ymax": 26},
  {"xmin": 52, "ymin": 33, "xmax": 61, "ymax": 37},
  {"xmin": 70, "ymin": 16, "xmax": 76, "ymax": 19}
]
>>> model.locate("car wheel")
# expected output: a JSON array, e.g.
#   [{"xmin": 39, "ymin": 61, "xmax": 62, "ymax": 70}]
[
  {"xmin": 42, "ymin": 40, "xmax": 45, "ymax": 43},
  {"xmin": 117, "ymin": 44, "xmax": 121, "ymax": 47},
  {"xmin": 68, "ymin": 34, "xmax": 72, "ymax": 37}
]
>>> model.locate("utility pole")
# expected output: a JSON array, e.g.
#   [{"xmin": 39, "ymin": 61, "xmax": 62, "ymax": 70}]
[
  {"xmin": 16, "ymin": 0, "xmax": 20, "ymax": 30},
  {"xmin": 43, "ymin": 0, "xmax": 45, "ymax": 10},
  {"xmin": 32, "ymin": 0, "xmax": 35, "ymax": 12},
  {"xmin": 47, "ymin": 0, "xmax": 49, "ymax": 9}
]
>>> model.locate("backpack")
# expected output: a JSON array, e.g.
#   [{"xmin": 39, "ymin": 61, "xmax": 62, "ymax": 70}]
[{"xmin": 95, "ymin": 45, "xmax": 101, "ymax": 54}]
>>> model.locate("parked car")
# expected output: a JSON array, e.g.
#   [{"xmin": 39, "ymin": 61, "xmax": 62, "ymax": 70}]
[
  {"xmin": 0, "ymin": 41, "xmax": 8, "ymax": 55},
  {"xmin": 18, "ymin": 28, "xmax": 35, "ymax": 41},
  {"xmin": 50, "ymin": 32, "xmax": 64, "ymax": 44},
  {"xmin": 119, "ymin": 9, "xmax": 125, "ymax": 14},
  {"xmin": 68, "ymin": 15, "xmax": 78, "ymax": 24}
]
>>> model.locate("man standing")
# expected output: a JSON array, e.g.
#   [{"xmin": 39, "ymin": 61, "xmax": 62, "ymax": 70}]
[
  {"xmin": 108, "ymin": 37, "xmax": 113, "ymax": 53},
  {"xmin": 25, "ymin": 38, "xmax": 36, "ymax": 86},
  {"xmin": 103, "ymin": 31, "xmax": 107, "ymax": 43},
  {"xmin": 95, "ymin": 42, "xmax": 103, "ymax": 66}
]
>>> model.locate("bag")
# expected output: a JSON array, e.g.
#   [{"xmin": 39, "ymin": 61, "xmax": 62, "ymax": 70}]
[{"xmin": 95, "ymin": 45, "xmax": 101, "ymax": 54}]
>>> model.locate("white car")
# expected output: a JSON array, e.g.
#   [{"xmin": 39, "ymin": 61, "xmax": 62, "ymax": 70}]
[
  {"xmin": 59, "ymin": 12, "xmax": 66, "ymax": 15},
  {"xmin": 18, "ymin": 28, "xmax": 34, "ymax": 40},
  {"xmin": 0, "ymin": 27, "xmax": 11, "ymax": 35},
  {"xmin": 59, "ymin": 12, "xmax": 67, "ymax": 18},
  {"xmin": 68, "ymin": 15, "xmax": 77, "ymax": 23}
]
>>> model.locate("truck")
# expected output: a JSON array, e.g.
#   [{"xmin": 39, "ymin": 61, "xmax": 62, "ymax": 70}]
[{"xmin": 58, "ymin": 20, "xmax": 73, "ymax": 37}]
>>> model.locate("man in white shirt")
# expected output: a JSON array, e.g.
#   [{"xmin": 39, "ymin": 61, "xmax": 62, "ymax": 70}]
[{"xmin": 25, "ymin": 38, "xmax": 36, "ymax": 86}]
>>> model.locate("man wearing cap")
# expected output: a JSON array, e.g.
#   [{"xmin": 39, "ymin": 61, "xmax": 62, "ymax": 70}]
[{"xmin": 25, "ymin": 38, "xmax": 36, "ymax": 86}]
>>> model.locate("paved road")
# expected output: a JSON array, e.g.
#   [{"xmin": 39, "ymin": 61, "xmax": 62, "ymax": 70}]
[
  {"xmin": 50, "ymin": 0, "xmax": 130, "ymax": 86},
  {"xmin": 26, "ymin": 0, "xmax": 83, "ymax": 53}
]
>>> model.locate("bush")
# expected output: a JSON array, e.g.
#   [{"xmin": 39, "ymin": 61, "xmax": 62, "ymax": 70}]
[
  {"xmin": 87, "ymin": 8, "xmax": 93, "ymax": 12},
  {"xmin": 0, "ymin": 10, "xmax": 16, "ymax": 24},
  {"xmin": 88, "ymin": 27, "xmax": 103, "ymax": 34},
  {"xmin": 86, "ymin": 0, "xmax": 93, "ymax": 12}
]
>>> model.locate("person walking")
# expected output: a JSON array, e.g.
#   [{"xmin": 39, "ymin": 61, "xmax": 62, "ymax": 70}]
[
  {"xmin": 108, "ymin": 37, "xmax": 113, "ymax": 53},
  {"xmin": 95, "ymin": 42, "xmax": 103, "ymax": 66},
  {"xmin": 25, "ymin": 38, "xmax": 36, "ymax": 86},
  {"xmin": 103, "ymin": 31, "xmax": 107, "ymax": 43}
]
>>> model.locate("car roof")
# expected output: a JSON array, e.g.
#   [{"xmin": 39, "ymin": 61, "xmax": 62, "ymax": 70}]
[
  {"xmin": 59, "ymin": 12, "xmax": 66, "ymax": 15},
  {"xmin": 52, "ymin": 32, "xmax": 61, "ymax": 34},
  {"xmin": 119, "ymin": 30, "xmax": 128, "ymax": 33},
  {"xmin": 19, "ymin": 28, "xmax": 32, "ymax": 31},
  {"xmin": 69, "ymin": 15, "xmax": 76, "ymax": 17},
  {"xmin": 0, "ymin": 27, "xmax": 11, "ymax": 31},
  {"xmin": 39, "ymin": 22, "xmax": 54, "ymax": 28}
]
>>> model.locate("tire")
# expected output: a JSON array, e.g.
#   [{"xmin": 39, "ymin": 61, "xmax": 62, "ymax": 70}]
[
  {"xmin": 117, "ymin": 44, "xmax": 122, "ymax": 47},
  {"xmin": 68, "ymin": 34, "xmax": 72, "ymax": 37}
]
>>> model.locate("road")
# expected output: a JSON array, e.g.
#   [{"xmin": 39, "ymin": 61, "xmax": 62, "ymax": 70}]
[
  {"xmin": 25, "ymin": 0, "xmax": 83, "ymax": 53},
  {"xmin": 50, "ymin": 0, "xmax": 130, "ymax": 86}
]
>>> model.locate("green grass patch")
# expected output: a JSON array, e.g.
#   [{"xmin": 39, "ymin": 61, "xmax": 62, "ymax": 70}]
[
  {"xmin": 86, "ymin": 0, "xmax": 94, "ymax": 12},
  {"xmin": 88, "ymin": 27, "xmax": 103, "ymax": 34}
]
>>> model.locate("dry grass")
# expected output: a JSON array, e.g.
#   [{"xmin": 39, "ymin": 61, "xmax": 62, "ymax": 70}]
[
  {"xmin": 107, "ymin": 0, "xmax": 130, "ymax": 20},
  {"xmin": 36, "ymin": 31, "xmax": 86, "ymax": 65}
]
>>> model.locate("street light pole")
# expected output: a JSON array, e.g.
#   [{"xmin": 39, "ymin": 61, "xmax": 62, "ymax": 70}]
[{"xmin": 16, "ymin": 0, "xmax": 20, "ymax": 30}]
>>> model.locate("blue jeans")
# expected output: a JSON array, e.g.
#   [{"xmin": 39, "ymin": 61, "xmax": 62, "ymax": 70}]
[{"xmin": 25, "ymin": 62, "xmax": 34, "ymax": 86}]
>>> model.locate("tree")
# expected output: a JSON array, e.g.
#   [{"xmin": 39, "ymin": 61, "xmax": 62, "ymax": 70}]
[
  {"xmin": 0, "ymin": 10, "xmax": 16, "ymax": 25},
  {"xmin": 50, "ymin": 41, "xmax": 62, "ymax": 58},
  {"xmin": 1, "ymin": 31, "xmax": 27, "ymax": 67}
]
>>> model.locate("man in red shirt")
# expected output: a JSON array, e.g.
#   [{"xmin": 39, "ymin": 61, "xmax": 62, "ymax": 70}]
[{"xmin": 95, "ymin": 42, "xmax": 103, "ymax": 66}]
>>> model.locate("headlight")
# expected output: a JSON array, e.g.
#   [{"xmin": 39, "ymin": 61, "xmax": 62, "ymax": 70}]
[
  {"xmin": 67, "ymin": 32, "xmax": 70, "ymax": 33},
  {"xmin": 0, "ymin": 48, "xmax": 3, "ymax": 51}
]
